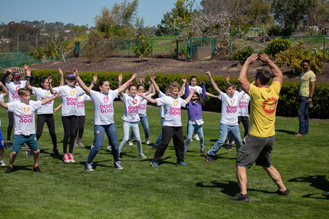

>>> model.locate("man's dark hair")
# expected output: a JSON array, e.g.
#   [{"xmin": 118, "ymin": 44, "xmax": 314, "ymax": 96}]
[
  {"xmin": 302, "ymin": 59, "xmax": 310, "ymax": 65},
  {"xmin": 255, "ymin": 69, "xmax": 272, "ymax": 85}
]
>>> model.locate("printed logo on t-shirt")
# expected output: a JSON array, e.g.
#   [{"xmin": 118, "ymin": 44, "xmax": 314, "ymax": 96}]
[
  {"xmin": 12, "ymin": 92, "xmax": 19, "ymax": 99},
  {"xmin": 67, "ymin": 98, "xmax": 77, "ymax": 105},
  {"xmin": 242, "ymin": 96, "xmax": 246, "ymax": 101},
  {"xmin": 304, "ymin": 75, "xmax": 309, "ymax": 79},
  {"xmin": 45, "ymin": 91, "xmax": 50, "ymax": 97},
  {"xmin": 23, "ymin": 106, "xmax": 30, "ymax": 113},
  {"xmin": 128, "ymin": 106, "xmax": 138, "ymax": 113},
  {"xmin": 226, "ymin": 105, "xmax": 237, "ymax": 113},
  {"xmin": 139, "ymin": 104, "xmax": 146, "ymax": 110},
  {"xmin": 78, "ymin": 96, "xmax": 81, "ymax": 101},
  {"xmin": 239, "ymin": 101, "xmax": 248, "ymax": 108},
  {"xmin": 70, "ymin": 90, "xmax": 75, "ymax": 97},
  {"xmin": 103, "ymin": 96, "xmax": 109, "ymax": 103},
  {"xmin": 16, "ymin": 85, "xmax": 20, "ymax": 91},
  {"xmin": 100, "ymin": 104, "xmax": 113, "ymax": 113},
  {"xmin": 230, "ymin": 99, "xmax": 235, "ymax": 105},
  {"xmin": 19, "ymin": 114, "xmax": 33, "ymax": 123},
  {"xmin": 77, "ymin": 102, "xmax": 84, "ymax": 108},
  {"xmin": 170, "ymin": 107, "xmax": 181, "ymax": 115},
  {"xmin": 173, "ymin": 100, "xmax": 179, "ymax": 106},
  {"xmin": 132, "ymin": 99, "xmax": 137, "ymax": 105},
  {"xmin": 262, "ymin": 97, "xmax": 278, "ymax": 114}
]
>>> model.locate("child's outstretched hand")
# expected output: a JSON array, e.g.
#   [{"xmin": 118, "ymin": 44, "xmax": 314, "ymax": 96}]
[
  {"xmin": 48, "ymin": 76, "xmax": 52, "ymax": 84},
  {"xmin": 205, "ymin": 71, "xmax": 211, "ymax": 77},
  {"xmin": 182, "ymin": 76, "xmax": 187, "ymax": 83},
  {"xmin": 150, "ymin": 74, "xmax": 155, "ymax": 81},
  {"xmin": 189, "ymin": 88, "xmax": 194, "ymax": 94}
]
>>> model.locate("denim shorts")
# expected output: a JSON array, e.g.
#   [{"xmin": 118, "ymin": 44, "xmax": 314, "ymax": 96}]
[{"xmin": 236, "ymin": 134, "xmax": 275, "ymax": 169}]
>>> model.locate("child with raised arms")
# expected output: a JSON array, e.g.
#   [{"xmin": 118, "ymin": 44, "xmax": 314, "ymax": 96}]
[
  {"xmin": 0, "ymin": 82, "xmax": 8, "ymax": 166},
  {"xmin": 118, "ymin": 73, "xmax": 147, "ymax": 159},
  {"xmin": 74, "ymin": 71, "xmax": 137, "ymax": 171},
  {"xmin": 0, "ymin": 88, "xmax": 60, "ymax": 173},
  {"xmin": 204, "ymin": 71, "xmax": 245, "ymax": 162},
  {"xmin": 137, "ymin": 82, "xmax": 194, "ymax": 167}
]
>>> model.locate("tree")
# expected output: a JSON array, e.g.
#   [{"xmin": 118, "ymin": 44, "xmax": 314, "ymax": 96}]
[
  {"xmin": 132, "ymin": 35, "xmax": 153, "ymax": 62},
  {"xmin": 271, "ymin": 0, "xmax": 317, "ymax": 29}
]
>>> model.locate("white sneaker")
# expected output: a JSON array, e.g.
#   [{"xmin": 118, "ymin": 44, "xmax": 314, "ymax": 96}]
[
  {"xmin": 107, "ymin": 145, "xmax": 112, "ymax": 151},
  {"xmin": 114, "ymin": 161, "xmax": 123, "ymax": 169},
  {"xmin": 128, "ymin": 141, "xmax": 133, "ymax": 146},
  {"xmin": 91, "ymin": 145, "xmax": 94, "ymax": 150},
  {"xmin": 145, "ymin": 140, "xmax": 151, "ymax": 145},
  {"xmin": 84, "ymin": 162, "xmax": 94, "ymax": 171},
  {"xmin": 193, "ymin": 134, "xmax": 200, "ymax": 141},
  {"xmin": 139, "ymin": 153, "xmax": 147, "ymax": 159},
  {"xmin": 0, "ymin": 159, "xmax": 6, "ymax": 166}
]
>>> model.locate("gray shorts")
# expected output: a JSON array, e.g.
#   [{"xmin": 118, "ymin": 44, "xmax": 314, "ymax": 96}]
[{"xmin": 236, "ymin": 134, "xmax": 275, "ymax": 169}]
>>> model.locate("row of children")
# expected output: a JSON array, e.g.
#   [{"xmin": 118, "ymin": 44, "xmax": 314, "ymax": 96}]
[{"xmin": 0, "ymin": 66, "xmax": 250, "ymax": 172}]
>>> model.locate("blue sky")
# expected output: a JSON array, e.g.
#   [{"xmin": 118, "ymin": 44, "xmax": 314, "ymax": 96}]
[{"xmin": 1, "ymin": 0, "xmax": 202, "ymax": 27}]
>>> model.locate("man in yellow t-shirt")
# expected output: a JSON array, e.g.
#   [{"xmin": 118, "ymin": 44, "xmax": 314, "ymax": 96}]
[
  {"xmin": 231, "ymin": 54, "xmax": 290, "ymax": 202},
  {"xmin": 294, "ymin": 60, "xmax": 316, "ymax": 137}
]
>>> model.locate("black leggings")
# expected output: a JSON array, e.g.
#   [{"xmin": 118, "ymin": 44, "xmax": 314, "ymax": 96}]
[
  {"xmin": 62, "ymin": 116, "xmax": 78, "ymax": 154},
  {"xmin": 36, "ymin": 114, "xmax": 57, "ymax": 149},
  {"xmin": 76, "ymin": 116, "xmax": 85, "ymax": 139},
  {"xmin": 7, "ymin": 112, "xmax": 14, "ymax": 141}
]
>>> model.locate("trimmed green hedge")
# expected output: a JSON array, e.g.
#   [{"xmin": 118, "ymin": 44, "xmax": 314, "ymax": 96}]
[{"xmin": 28, "ymin": 70, "xmax": 329, "ymax": 119}]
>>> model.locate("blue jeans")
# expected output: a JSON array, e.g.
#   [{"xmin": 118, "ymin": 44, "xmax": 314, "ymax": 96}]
[
  {"xmin": 130, "ymin": 115, "xmax": 150, "ymax": 141},
  {"xmin": 154, "ymin": 117, "xmax": 164, "ymax": 146},
  {"xmin": 87, "ymin": 124, "xmax": 119, "ymax": 163},
  {"xmin": 119, "ymin": 121, "xmax": 143, "ymax": 154},
  {"xmin": 208, "ymin": 123, "xmax": 242, "ymax": 155},
  {"xmin": 298, "ymin": 96, "xmax": 309, "ymax": 134},
  {"xmin": 184, "ymin": 123, "xmax": 204, "ymax": 151}
]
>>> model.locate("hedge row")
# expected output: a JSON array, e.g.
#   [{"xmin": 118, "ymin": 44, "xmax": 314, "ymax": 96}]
[{"xmin": 29, "ymin": 70, "xmax": 329, "ymax": 119}]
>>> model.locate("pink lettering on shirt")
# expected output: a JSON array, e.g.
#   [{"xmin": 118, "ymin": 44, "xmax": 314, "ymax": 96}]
[
  {"xmin": 100, "ymin": 104, "xmax": 113, "ymax": 113},
  {"xmin": 169, "ymin": 107, "xmax": 181, "ymax": 115},
  {"xmin": 77, "ymin": 102, "xmax": 84, "ymax": 108},
  {"xmin": 139, "ymin": 104, "xmax": 146, "ymax": 110},
  {"xmin": 19, "ymin": 114, "xmax": 33, "ymax": 123},
  {"xmin": 12, "ymin": 92, "xmax": 19, "ymax": 99},
  {"xmin": 239, "ymin": 101, "xmax": 248, "ymax": 108},
  {"xmin": 226, "ymin": 105, "xmax": 237, "ymax": 113},
  {"xmin": 66, "ymin": 98, "xmax": 77, "ymax": 105},
  {"xmin": 128, "ymin": 106, "xmax": 139, "ymax": 113}
]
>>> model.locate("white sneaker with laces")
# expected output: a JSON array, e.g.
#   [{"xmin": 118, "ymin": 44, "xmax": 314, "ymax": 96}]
[
  {"xmin": 84, "ymin": 162, "xmax": 93, "ymax": 171},
  {"xmin": 139, "ymin": 153, "xmax": 147, "ymax": 159},
  {"xmin": 107, "ymin": 145, "xmax": 112, "ymax": 151},
  {"xmin": 114, "ymin": 161, "xmax": 123, "ymax": 169},
  {"xmin": 0, "ymin": 159, "xmax": 6, "ymax": 166},
  {"xmin": 145, "ymin": 140, "xmax": 151, "ymax": 145},
  {"xmin": 193, "ymin": 134, "xmax": 200, "ymax": 141},
  {"xmin": 128, "ymin": 141, "xmax": 133, "ymax": 146}
]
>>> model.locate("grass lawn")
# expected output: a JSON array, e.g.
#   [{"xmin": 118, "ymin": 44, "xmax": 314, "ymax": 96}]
[{"xmin": 0, "ymin": 97, "xmax": 328, "ymax": 218}]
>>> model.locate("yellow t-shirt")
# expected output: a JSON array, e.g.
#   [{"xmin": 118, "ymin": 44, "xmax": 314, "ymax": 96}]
[
  {"xmin": 248, "ymin": 81, "xmax": 281, "ymax": 138},
  {"xmin": 299, "ymin": 70, "xmax": 316, "ymax": 97}
]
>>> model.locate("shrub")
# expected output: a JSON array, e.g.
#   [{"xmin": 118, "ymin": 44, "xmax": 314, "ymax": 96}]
[
  {"xmin": 84, "ymin": 31, "xmax": 113, "ymax": 63},
  {"xmin": 264, "ymin": 38, "xmax": 292, "ymax": 57},
  {"xmin": 276, "ymin": 41, "xmax": 323, "ymax": 75},
  {"xmin": 132, "ymin": 35, "xmax": 153, "ymax": 62},
  {"xmin": 281, "ymin": 27, "xmax": 295, "ymax": 36},
  {"xmin": 233, "ymin": 46, "xmax": 254, "ymax": 64},
  {"xmin": 267, "ymin": 25, "xmax": 282, "ymax": 36}
]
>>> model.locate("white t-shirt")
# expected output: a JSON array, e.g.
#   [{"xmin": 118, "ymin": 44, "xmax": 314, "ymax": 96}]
[
  {"xmin": 138, "ymin": 93, "xmax": 151, "ymax": 117},
  {"xmin": 182, "ymin": 85, "xmax": 202, "ymax": 96},
  {"xmin": 238, "ymin": 93, "xmax": 251, "ymax": 117},
  {"xmin": 90, "ymin": 90, "xmax": 118, "ymax": 125},
  {"xmin": 0, "ymin": 94, "xmax": 3, "ymax": 126},
  {"xmin": 156, "ymin": 96, "xmax": 186, "ymax": 127},
  {"xmin": 219, "ymin": 91, "xmax": 245, "ymax": 126},
  {"xmin": 76, "ymin": 94, "xmax": 91, "ymax": 116},
  {"xmin": 32, "ymin": 87, "xmax": 58, "ymax": 115},
  {"xmin": 159, "ymin": 91, "xmax": 166, "ymax": 118},
  {"xmin": 121, "ymin": 93, "xmax": 143, "ymax": 122},
  {"xmin": 5, "ymin": 80, "xmax": 27, "ymax": 103},
  {"xmin": 57, "ymin": 85, "xmax": 85, "ymax": 116},
  {"xmin": 7, "ymin": 100, "xmax": 42, "ymax": 135}
]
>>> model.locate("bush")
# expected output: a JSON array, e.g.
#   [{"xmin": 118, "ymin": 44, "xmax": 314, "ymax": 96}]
[
  {"xmin": 281, "ymin": 27, "xmax": 295, "ymax": 36},
  {"xmin": 132, "ymin": 35, "xmax": 153, "ymax": 62},
  {"xmin": 267, "ymin": 25, "xmax": 282, "ymax": 36},
  {"xmin": 84, "ymin": 31, "xmax": 113, "ymax": 63},
  {"xmin": 264, "ymin": 38, "xmax": 292, "ymax": 57},
  {"xmin": 276, "ymin": 41, "xmax": 323, "ymax": 75},
  {"xmin": 233, "ymin": 46, "xmax": 254, "ymax": 64}
]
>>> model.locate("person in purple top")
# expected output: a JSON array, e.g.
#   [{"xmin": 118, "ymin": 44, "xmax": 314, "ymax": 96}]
[{"xmin": 183, "ymin": 77, "xmax": 206, "ymax": 154}]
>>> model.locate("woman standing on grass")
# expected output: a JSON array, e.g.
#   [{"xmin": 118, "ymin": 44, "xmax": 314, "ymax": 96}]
[
  {"xmin": 0, "ymin": 82, "xmax": 8, "ymax": 166},
  {"xmin": 25, "ymin": 68, "xmax": 64, "ymax": 156},
  {"xmin": 74, "ymin": 71, "xmax": 137, "ymax": 171},
  {"xmin": 49, "ymin": 69, "xmax": 85, "ymax": 163}
]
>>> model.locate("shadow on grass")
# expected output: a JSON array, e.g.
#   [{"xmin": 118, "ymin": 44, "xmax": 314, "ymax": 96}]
[
  {"xmin": 40, "ymin": 149, "xmax": 63, "ymax": 161},
  {"xmin": 288, "ymin": 175, "xmax": 329, "ymax": 200},
  {"xmin": 196, "ymin": 180, "xmax": 273, "ymax": 196},
  {"xmin": 275, "ymin": 129, "xmax": 296, "ymax": 135},
  {"xmin": 11, "ymin": 165, "xmax": 31, "ymax": 172}
]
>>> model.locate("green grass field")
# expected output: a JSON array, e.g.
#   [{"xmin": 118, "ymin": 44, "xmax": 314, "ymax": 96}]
[{"xmin": 0, "ymin": 97, "xmax": 328, "ymax": 218}]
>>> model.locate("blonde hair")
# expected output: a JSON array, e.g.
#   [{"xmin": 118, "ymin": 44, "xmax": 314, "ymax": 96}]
[
  {"xmin": 18, "ymin": 88, "xmax": 31, "ymax": 96},
  {"xmin": 169, "ymin": 82, "xmax": 181, "ymax": 91}
]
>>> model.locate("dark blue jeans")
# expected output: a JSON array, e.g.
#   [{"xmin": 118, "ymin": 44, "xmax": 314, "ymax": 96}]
[{"xmin": 298, "ymin": 96, "xmax": 309, "ymax": 134}]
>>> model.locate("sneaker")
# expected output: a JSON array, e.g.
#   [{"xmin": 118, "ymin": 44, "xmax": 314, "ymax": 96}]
[
  {"xmin": 91, "ymin": 145, "xmax": 94, "ymax": 150},
  {"xmin": 272, "ymin": 189, "xmax": 291, "ymax": 195},
  {"xmin": 107, "ymin": 145, "xmax": 112, "ymax": 151},
  {"xmin": 21, "ymin": 144, "xmax": 27, "ymax": 149},
  {"xmin": 227, "ymin": 144, "xmax": 232, "ymax": 151},
  {"xmin": 204, "ymin": 154, "xmax": 215, "ymax": 162},
  {"xmin": 26, "ymin": 149, "xmax": 33, "ymax": 157},
  {"xmin": 84, "ymin": 162, "xmax": 94, "ymax": 171},
  {"xmin": 200, "ymin": 150, "xmax": 206, "ymax": 153},
  {"xmin": 231, "ymin": 193, "xmax": 249, "ymax": 202},
  {"xmin": 5, "ymin": 142, "xmax": 12, "ymax": 150},
  {"xmin": 150, "ymin": 160, "xmax": 159, "ymax": 167},
  {"xmin": 128, "ymin": 141, "xmax": 133, "ymax": 146},
  {"xmin": 74, "ymin": 140, "xmax": 79, "ymax": 147},
  {"xmin": 77, "ymin": 139, "xmax": 84, "ymax": 147},
  {"xmin": 145, "ymin": 140, "xmax": 151, "ymax": 145},
  {"xmin": 68, "ymin": 153, "xmax": 75, "ymax": 163},
  {"xmin": 0, "ymin": 159, "xmax": 6, "ymax": 166},
  {"xmin": 184, "ymin": 150, "xmax": 187, "ymax": 155},
  {"xmin": 33, "ymin": 166, "xmax": 42, "ymax": 172},
  {"xmin": 152, "ymin": 144, "xmax": 157, "ymax": 150},
  {"xmin": 193, "ymin": 134, "xmax": 200, "ymax": 141},
  {"xmin": 177, "ymin": 161, "xmax": 187, "ymax": 166},
  {"xmin": 52, "ymin": 148, "xmax": 60, "ymax": 156},
  {"xmin": 114, "ymin": 161, "xmax": 123, "ymax": 169},
  {"xmin": 5, "ymin": 166, "xmax": 13, "ymax": 174},
  {"xmin": 63, "ymin": 154, "xmax": 70, "ymax": 163},
  {"xmin": 139, "ymin": 153, "xmax": 147, "ymax": 159}
]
